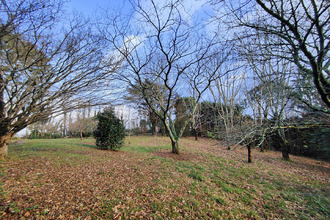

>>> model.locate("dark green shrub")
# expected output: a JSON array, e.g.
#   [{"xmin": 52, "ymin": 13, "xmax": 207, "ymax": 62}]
[
  {"xmin": 267, "ymin": 126, "xmax": 330, "ymax": 160},
  {"xmin": 93, "ymin": 108, "xmax": 125, "ymax": 150}
]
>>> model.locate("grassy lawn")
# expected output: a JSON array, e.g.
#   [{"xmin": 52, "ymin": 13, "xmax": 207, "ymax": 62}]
[{"xmin": 0, "ymin": 137, "xmax": 329, "ymax": 219}]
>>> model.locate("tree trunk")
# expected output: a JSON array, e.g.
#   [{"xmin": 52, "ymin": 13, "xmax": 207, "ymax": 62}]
[
  {"xmin": 0, "ymin": 134, "xmax": 13, "ymax": 158},
  {"xmin": 154, "ymin": 125, "xmax": 157, "ymax": 136},
  {"xmin": 63, "ymin": 112, "xmax": 67, "ymax": 137},
  {"xmin": 278, "ymin": 129, "xmax": 290, "ymax": 160},
  {"xmin": 281, "ymin": 140, "xmax": 290, "ymax": 160},
  {"xmin": 247, "ymin": 145, "xmax": 252, "ymax": 163},
  {"xmin": 260, "ymin": 139, "xmax": 264, "ymax": 152},
  {"xmin": 194, "ymin": 129, "xmax": 198, "ymax": 141},
  {"xmin": 0, "ymin": 144, "xmax": 8, "ymax": 158},
  {"xmin": 171, "ymin": 139, "xmax": 179, "ymax": 154},
  {"xmin": 162, "ymin": 124, "xmax": 166, "ymax": 137}
]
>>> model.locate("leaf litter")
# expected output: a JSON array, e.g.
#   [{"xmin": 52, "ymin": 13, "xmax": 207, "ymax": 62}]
[{"xmin": 0, "ymin": 137, "xmax": 329, "ymax": 219}]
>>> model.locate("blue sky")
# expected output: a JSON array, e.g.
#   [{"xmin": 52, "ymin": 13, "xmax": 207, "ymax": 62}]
[
  {"xmin": 66, "ymin": 0, "xmax": 211, "ymax": 20},
  {"xmin": 66, "ymin": 0, "xmax": 131, "ymax": 17}
]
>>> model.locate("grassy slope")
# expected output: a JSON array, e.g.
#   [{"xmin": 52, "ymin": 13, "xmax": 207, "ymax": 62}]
[{"xmin": 0, "ymin": 137, "xmax": 329, "ymax": 219}]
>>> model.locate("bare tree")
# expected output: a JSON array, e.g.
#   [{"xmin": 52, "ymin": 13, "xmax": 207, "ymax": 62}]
[
  {"xmin": 237, "ymin": 32, "xmax": 294, "ymax": 160},
  {"xmin": 247, "ymin": 62, "xmax": 293, "ymax": 159},
  {"xmin": 102, "ymin": 0, "xmax": 229, "ymax": 154},
  {"xmin": 209, "ymin": 70, "xmax": 245, "ymax": 149},
  {"xmin": 67, "ymin": 111, "xmax": 97, "ymax": 139},
  {"xmin": 191, "ymin": 103, "xmax": 202, "ymax": 141},
  {"xmin": 0, "ymin": 0, "xmax": 119, "ymax": 157},
  {"xmin": 223, "ymin": 0, "xmax": 329, "ymax": 111},
  {"xmin": 125, "ymin": 79, "xmax": 169, "ymax": 136},
  {"xmin": 27, "ymin": 117, "xmax": 63, "ymax": 139}
]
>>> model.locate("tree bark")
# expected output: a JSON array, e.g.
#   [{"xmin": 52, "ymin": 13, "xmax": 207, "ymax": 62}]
[
  {"xmin": 0, "ymin": 144, "xmax": 8, "ymax": 158},
  {"xmin": 260, "ymin": 138, "xmax": 265, "ymax": 152},
  {"xmin": 0, "ymin": 76, "xmax": 8, "ymax": 158},
  {"xmin": 278, "ymin": 129, "xmax": 290, "ymax": 160},
  {"xmin": 154, "ymin": 125, "xmax": 157, "ymax": 136},
  {"xmin": 247, "ymin": 145, "xmax": 252, "ymax": 163},
  {"xmin": 162, "ymin": 124, "xmax": 166, "ymax": 137},
  {"xmin": 281, "ymin": 140, "xmax": 290, "ymax": 161},
  {"xmin": 171, "ymin": 139, "xmax": 179, "ymax": 154},
  {"xmin": 0, "ymin": 133, "xmax": 13, "ymax": 158},
  {"xmin": 194, "ymin": 128, "xmax": 198, "ymax": 141},
  {"xmin": 63, "ymin": 111, "xmax": 67, "ymax": 137}
]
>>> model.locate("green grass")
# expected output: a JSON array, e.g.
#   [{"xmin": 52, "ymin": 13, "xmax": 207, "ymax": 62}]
[
  {"xmin": 0, "ymin": 137, "xmax": 329, "ymax": 219},
  {"xmin": 122, "ymin": 144, "xmax": 171, "ymax": 153},
  {"xmin": 8, "ymin": 138, "xmax": 92, "ymax": 164}
]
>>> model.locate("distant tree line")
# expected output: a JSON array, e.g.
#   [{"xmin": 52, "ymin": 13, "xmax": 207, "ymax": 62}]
[
  {"xmin": 27, "ymin": 106, "xmax": 97, "ymax": 140},
  {"xmin": 1, "ymin": 0, "xmax": 328, "ymax": 162}
]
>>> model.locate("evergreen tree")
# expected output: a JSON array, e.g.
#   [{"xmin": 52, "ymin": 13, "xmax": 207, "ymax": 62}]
[{"xmin": 93, "ymin": 108, "xmax": 125, "ymax": 150}]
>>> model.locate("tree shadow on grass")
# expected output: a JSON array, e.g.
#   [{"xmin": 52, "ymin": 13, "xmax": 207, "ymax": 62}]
[
  {"xmin": 80, "ymin": 144, "xmax": 98, "ymax": 149},
  {"xmin": 79, "ymin": 144, "xmax": 122, "ymax": 153}
]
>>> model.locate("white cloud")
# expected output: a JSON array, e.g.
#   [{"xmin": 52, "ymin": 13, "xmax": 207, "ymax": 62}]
[{"xmin": 123, "ymin": 35, "xmax": 145, "ymax": 52}]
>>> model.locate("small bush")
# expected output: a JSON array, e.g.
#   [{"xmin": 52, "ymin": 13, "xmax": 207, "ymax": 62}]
[
  {"xmin": 93, "ymin": 108, "xmax": 125, "ymax": 150},
  {"xmin": 207, "ymin": 131, "xmax": 217, "ymax": 139}
]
